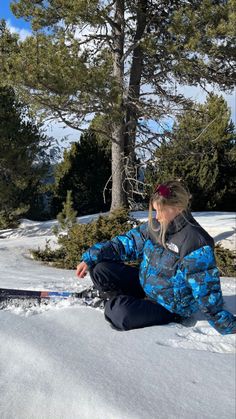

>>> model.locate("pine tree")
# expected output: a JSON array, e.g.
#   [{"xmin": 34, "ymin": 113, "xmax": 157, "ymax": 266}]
[
  {"xmin": 0, "ymin": 86, "xmax": 50, "ymax": 227},
  {"xmin": 1, "ymin": 2, "xmax": 235, "ymax": 209},
  {"xmin": 56, "ymin": 190, "xmax": 77, "ymax": 233},
  {"xmin": 53, "ymin": 130, "xmax": 111, "ymax": 216},
  {"xmin": 148, "ymin": 94, "xmax": 236, "ymax": 210}
]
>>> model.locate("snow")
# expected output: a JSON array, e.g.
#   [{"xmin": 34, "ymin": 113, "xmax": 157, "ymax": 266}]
[{"xmin": 0, "ymin": 212, "xmax": 235, "ymax": 419}]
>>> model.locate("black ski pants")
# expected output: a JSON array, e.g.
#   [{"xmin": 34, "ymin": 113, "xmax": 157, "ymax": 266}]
[{"xmin": 89, "ymin": 261, "xmax": 180, "ymax": 331}]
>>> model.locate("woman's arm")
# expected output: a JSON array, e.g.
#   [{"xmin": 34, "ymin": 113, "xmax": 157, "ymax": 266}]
[
  {"xmin": 81, "ymin": 222, "xmax": 148, "ymax": 268},
  {"xmin": 182, "ymin": 245, "xmax": 236, "ymax": 335}
]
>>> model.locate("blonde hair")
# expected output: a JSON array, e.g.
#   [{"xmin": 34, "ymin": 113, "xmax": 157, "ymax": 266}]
[{"xmin": 148, "ymin": 180, "xmax": 191, "ymax": 247}]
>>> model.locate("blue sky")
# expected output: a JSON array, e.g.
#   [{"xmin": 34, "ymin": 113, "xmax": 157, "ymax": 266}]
[
  {"xmin": 1, "ymin": 0, "xmax": 31, "ymax": 30},
  {"xmin": 1, "ymin": 1, "xmax": 235, "ymax": 142}
]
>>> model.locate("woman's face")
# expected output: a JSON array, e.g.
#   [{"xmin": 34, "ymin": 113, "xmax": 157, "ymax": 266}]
[{"xmin": 153, "ymin": 202, "xmax": 182, "ymax": 224}]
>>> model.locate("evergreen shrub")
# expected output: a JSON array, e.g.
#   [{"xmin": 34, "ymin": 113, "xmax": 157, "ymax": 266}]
[
  {"xmin": 32, "ymin": 239, "xmax": 66, "ymax": 264},
  {"xmin": 54, "ymin": 190, "xmax": 77, "ymax": 235},
  {"xmin": 215, "ymin": 243, "xmax": 236, "ymax": 277},
  {"xmin": 0, "ymin": 206, "xmax": 29, "ymax": 229},
  {"xmin": 32, "ymin": 208, "xmax": 140, "ymax": 269}
]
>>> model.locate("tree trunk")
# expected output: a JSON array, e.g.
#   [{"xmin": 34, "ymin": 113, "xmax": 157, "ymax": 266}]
[
  {"xmin": 111, "ymin": 125, "xmax": 126, "ymax": 210},
  {"xmin": 110, "ymin": 0, "xmax": 126, "ymax": 210},
  {"xmin": 125, "ymin": 0, "xmax": 147, "ymax": 148},
  {"xmin": 124, "ymin": 0, "xmax": 147, "ymax": 200}
]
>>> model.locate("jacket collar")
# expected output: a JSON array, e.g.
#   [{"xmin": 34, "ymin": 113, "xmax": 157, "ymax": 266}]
[
  {"xmin": 167, "ymin": 211, "xmax": 193, "ymax": 235},
  {"xmin": 149, "ymin": 211, "xmax": 194, "ymax": 242}
]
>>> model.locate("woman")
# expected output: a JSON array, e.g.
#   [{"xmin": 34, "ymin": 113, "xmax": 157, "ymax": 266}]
[{"xmin": 76, "ymin": 180, "xmax": 236, "ymax": 334}]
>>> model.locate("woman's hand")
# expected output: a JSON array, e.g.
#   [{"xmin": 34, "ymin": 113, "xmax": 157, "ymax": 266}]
[{"xmin": 76, "ymin": 261, "xmax": 88, "ymax": 278}]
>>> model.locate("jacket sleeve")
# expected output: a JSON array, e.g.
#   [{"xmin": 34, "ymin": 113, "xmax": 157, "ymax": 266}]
[
  {"xmin": 182, "ymin": 245, "xmax": 236, "ymax": 335},
  {"xmin": 81, "ymin": 222, "xmax": 148, "ymax": 268}
]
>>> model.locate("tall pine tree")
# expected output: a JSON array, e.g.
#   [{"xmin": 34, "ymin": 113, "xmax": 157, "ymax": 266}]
[
  {"xmin": 0, "ymin": 86, "xmax": 50, "ymax": 227},
  {"xmin": 148, "ymin": 94, "xmax": 236, "ymax": 210},
  {"xmin": 1, "ymin": 2, "xmax": 235, "ymax": 209},
  {"xmin": 53, "ymin": 130, "xmax": 111, "ymax": 216}
]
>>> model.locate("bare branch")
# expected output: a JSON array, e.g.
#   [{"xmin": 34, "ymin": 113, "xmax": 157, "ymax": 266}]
[
  {"xmin": 192, "ymin": 116, "xmax": 219, "ymax": 142},
  {"xmin": 103, "ymin": 174, "xmax": 112, "ymax": 204}
]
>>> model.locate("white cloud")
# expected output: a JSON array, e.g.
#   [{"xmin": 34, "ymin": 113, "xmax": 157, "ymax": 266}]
[{"xmin": 6, "ymin": 20, "xmax": 31, "ymax": 41}]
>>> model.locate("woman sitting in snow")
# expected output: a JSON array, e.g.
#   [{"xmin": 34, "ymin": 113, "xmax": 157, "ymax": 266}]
[{"xmin": 76, "ymin": 180, "xmax": 236, "ymax": 334}]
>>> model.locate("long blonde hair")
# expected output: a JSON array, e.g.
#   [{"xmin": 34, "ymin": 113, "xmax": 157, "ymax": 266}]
[{"xmin": 148, "ymin": 180, "xmax": 191, "ymax": 247}]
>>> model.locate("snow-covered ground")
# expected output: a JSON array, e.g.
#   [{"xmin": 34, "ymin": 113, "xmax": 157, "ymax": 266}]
[{"xmin": 0, "ymin": 212, "xmax": 235, "ymax": 419}]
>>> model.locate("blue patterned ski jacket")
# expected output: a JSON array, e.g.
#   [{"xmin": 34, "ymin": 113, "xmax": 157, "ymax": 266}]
[{"xmin": 82, "ymin": 212, "xmax": 236, "ymax": 335}]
